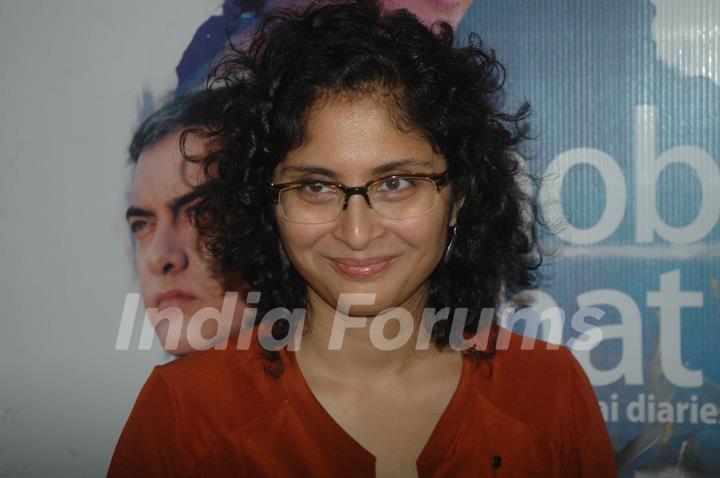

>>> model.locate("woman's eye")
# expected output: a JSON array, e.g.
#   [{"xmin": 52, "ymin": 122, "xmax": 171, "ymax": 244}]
[
  {"xmin": 377, "ymin": 177, "xmax": 414, "ymax": 192},
  {"xmin": 300, "ymin": 183, "xmax": 334, "ymax": 194}
]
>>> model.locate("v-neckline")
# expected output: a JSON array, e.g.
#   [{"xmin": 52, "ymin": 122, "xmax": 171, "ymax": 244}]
[{"xmin": 282, "ymin": 348, "xmax": 475, "ymax": 477}]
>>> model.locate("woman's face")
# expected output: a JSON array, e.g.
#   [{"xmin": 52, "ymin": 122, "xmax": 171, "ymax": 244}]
[{"xmin": 273, "ymin": 94, "xmax": 459, "ymax": 317}]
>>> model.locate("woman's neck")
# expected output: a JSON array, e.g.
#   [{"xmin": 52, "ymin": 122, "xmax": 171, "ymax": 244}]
[{"xmin": 295, "ymin": 287, "xmax": 447, "ymax": 382}]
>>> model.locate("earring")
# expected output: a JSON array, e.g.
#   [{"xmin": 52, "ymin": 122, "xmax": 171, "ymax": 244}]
[{"xmin": 442, "ymin": 225, "xmax": 457, "ymax": 264}]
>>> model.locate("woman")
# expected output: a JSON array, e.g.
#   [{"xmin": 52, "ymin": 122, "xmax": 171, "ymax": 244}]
[{"xmin": 109, "ymin": 1, "xmax": 617, "ymax": 476}]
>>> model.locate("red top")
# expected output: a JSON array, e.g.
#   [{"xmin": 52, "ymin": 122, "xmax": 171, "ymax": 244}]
[{"xmin": 108, "ymin": 328, "xmax": 618, "ymax": 477}]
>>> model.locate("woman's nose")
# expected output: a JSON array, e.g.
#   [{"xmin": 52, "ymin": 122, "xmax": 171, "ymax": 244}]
[{"xmin": 333, "ymin": 194, "xmax": 385, "ymax": 250}]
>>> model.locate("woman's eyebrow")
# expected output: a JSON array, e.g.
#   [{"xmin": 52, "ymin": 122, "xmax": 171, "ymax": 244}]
[
  {"xmin": 279, "ymin": 165, "xmax": 338, "ymax": 179},
  {"xmin": 370, "ymin": 158, "xmax": 435, "ymax": 176},
  {"xmin": 279, "ymin": 158, "xmax": 435, "ymax": 180}
]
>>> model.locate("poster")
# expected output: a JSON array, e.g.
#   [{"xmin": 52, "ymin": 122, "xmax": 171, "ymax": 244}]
[{"xmin": 0, "ymin": 1, "xmax": 717, "ymax": 476}]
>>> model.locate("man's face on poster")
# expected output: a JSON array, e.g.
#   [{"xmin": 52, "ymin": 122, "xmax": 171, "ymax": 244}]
[
  {"xmin": 384, "ymin": 0, "xmax": 474, "ymax": 28},
  {"xmin": 127, "ymin": 131, "xmax": 241, "ymax": 355}
]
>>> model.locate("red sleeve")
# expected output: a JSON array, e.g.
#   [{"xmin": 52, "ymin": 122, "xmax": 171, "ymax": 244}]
[
  {"xmin": 108, "ymin": 368, "xmax": 188, "ymax": 477},
  {"xmin": 563, "ymin": 348, "xmax": 619, "ymax": 478}
]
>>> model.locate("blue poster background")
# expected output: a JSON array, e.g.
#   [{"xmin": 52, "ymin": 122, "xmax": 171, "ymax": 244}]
[{"xmin": 462, "ymin": 1, "xmax": 720, "ymax": 475}]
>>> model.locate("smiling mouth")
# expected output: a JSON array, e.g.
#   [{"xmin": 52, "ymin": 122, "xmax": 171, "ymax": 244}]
[{"xmin": 329, "ymin": 257, "xmax": 395, "ymax": 280}]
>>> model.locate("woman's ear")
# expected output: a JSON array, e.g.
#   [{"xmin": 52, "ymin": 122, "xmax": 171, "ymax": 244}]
[{"xmin": 449, "ymin": 196, "xmax": 465, "ymax": 228}]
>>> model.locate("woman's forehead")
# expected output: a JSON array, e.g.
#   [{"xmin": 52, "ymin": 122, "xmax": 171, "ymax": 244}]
[{"xmin": 277, "ymin": 95, "xmax": 445, "ymax": 179}]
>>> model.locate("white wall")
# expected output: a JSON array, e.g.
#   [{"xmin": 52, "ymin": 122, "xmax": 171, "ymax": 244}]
[{"xmin": 0, "ymin": 1, "xmax": 221, "ymax": 475}]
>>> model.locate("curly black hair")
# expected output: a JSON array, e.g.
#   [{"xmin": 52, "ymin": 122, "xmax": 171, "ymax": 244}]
[{"xmin": 190, "ymin": 0, "xmax": 541, "ymax": 366}]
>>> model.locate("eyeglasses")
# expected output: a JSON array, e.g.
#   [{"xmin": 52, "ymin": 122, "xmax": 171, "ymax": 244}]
[{"xmin": 269, "ymin": 171, "xmax": 449, "ymax": 224}]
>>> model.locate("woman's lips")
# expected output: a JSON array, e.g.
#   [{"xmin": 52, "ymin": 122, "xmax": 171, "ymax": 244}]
[{"xmin": 329, "ymin": 257, "xmax": 394, "ymax": 280}]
